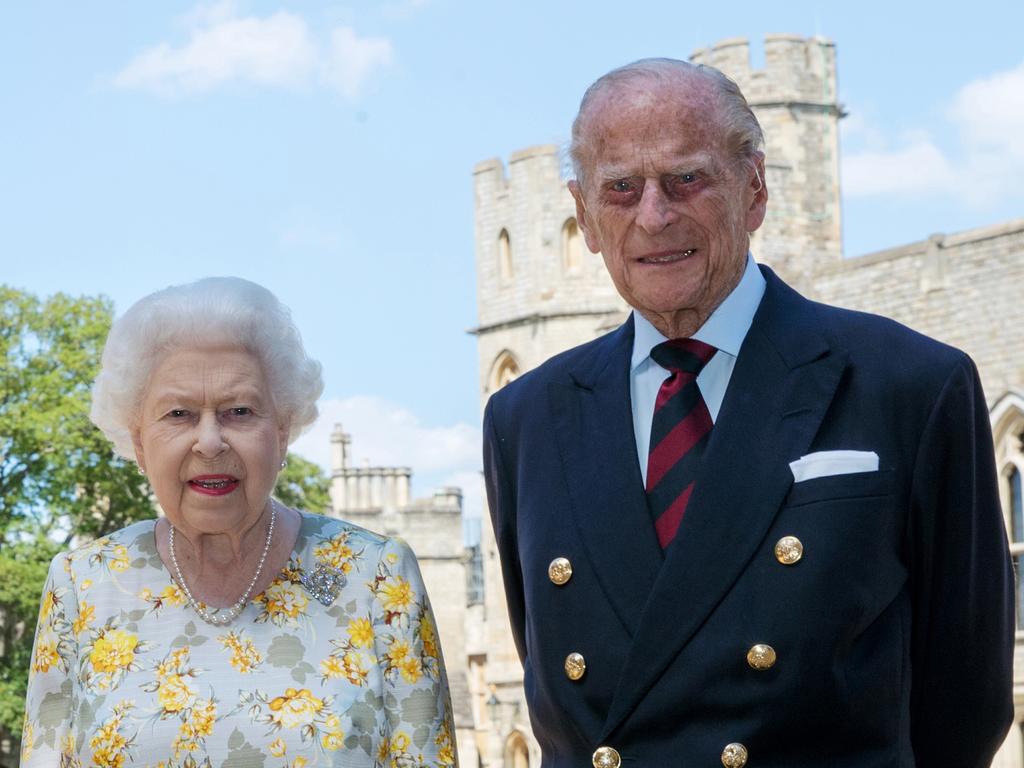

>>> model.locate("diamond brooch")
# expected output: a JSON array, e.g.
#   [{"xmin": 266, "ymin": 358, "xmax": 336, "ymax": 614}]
[{"xmin": 300, "ymin": 564, "xmax": 347, "ymax": 606}]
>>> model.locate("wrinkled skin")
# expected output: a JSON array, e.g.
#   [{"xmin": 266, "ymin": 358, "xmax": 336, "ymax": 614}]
[{"xmin": 569, "ymin": 74, "xmax": 768, "ymax": 339}]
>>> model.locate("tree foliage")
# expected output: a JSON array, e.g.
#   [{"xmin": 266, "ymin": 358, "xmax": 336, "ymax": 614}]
[
  {"xmin": 274, "ymin": 453, "xmax": 331, "ymax": 514},
  {"xmin": 0, "ymin": 286, "xmax": 156, "ymax": 544}
]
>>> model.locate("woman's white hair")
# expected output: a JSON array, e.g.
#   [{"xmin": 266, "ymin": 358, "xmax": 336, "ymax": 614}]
[{"xmin": 90, "ymin": 276, "xmax": 323, "ymax": 459}]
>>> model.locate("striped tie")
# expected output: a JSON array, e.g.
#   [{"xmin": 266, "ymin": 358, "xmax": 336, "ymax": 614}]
[{"xmin": 646, "ymin": 339, "xmax": 717, "ymax": 548}]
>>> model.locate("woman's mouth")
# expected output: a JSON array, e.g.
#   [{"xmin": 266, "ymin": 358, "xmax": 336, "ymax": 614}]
[{"xmin": 188, "ymin": 475, "xmax": 240, "ymax": 496}]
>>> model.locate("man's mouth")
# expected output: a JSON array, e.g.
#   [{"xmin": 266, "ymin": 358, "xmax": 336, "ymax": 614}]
[
  {"xmin": 639, "ymin": 248, "xmax": 697, "ymax": 264},
  {"xmin": 188, "ymin": 475, "xmax": 240, "ymax": 495}
]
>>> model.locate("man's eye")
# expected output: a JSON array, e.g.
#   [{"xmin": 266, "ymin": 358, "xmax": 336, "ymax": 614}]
[
  {"xmin": 167, "ymin": 409, "xmax": 189, "ymax": 419},
  {"xmin": 664, "ymin": 173, "xmax": 700, "ymax": 199},
  {"xmin": 612, "ymin": 179, "xmax": 634, "ymax": 193},
  {"xmin": 227, "ymin": 407, "xmax": 252, "ymax": 417}
]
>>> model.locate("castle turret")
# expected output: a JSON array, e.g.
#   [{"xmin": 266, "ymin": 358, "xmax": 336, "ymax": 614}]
[{"xmin": 691, "ymin": 35, "xmax": 844, "ymax": 290}]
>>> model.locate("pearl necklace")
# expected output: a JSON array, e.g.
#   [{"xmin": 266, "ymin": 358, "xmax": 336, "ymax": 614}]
[{"xmin": 168, "ymin": 500, "xmax": 278, "ymax": 626}]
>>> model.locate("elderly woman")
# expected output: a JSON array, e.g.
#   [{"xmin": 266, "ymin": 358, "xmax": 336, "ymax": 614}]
[{"xmin": 21, "ymin": 277, "xmax": 456, "ymax": 767}]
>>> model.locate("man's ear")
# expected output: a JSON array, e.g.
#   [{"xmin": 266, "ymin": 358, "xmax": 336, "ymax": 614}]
[
  {"xmin": 568, "ymin": 180, "xmax": 602, "ymax": 254},
  {"xmin": 745, "ymin": 152, "xmax": 768, "ymax": 233}
]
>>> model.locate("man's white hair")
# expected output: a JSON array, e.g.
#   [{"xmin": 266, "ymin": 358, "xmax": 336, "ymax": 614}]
[
  {"xmin": 569, "ymin": 57, "xmax": 765, "ymax": 185},
  {"xmin": 90, "ymin": 276, "xmax": 323, "ymax": 459}
]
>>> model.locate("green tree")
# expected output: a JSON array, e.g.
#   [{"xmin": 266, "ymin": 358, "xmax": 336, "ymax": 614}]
[
  {"xmin": 0, "ymin": 286, "xmax": 156, "ymax": 544},
  {"xmin": 274, "ymin": 453, "xmax": 331, "ymax": 513},
  {"xmin": 0, "ymin": 285, "xmax": 157, "ymax": 740}
]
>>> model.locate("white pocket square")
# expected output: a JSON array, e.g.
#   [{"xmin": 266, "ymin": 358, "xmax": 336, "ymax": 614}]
[{"xmin": 789, "ymin": 450, "xmax": 879, "ymax": 483}]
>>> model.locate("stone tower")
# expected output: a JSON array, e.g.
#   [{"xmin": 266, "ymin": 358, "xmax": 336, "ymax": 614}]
[{"xmin": 691, "ymin": 34, "xmax": 844, "ymax": 289}]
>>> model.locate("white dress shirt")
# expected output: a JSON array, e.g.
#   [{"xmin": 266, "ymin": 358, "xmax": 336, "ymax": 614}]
[{"xmin": 631, "ymin": 254, "xmax": 766, "ymax": 486}]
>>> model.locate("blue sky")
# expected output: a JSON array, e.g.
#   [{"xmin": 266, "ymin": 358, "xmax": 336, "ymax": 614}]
[{"xmin": 3, "ymin": 1, "xmax": 1022, "ymax": 519}]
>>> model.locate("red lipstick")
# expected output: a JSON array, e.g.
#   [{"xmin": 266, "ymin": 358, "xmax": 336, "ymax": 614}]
[{"xmin": 188, "ymin": 474, "xmax": 240, "ymax": 496}]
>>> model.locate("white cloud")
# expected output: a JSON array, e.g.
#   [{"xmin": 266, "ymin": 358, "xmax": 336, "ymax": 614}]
[
  {"xmin": 114, "ymin": 4, "xmax": 393, "ymax": 99},
  {"xmin": 949, "ymin": 61, "xmax": 1024, "ymax": 160},
  {"xmin": 841, "ymin": 60, "xmax": 1024, "ymax": 205},
  {"xmin": 289, "ymin": 396, "xmax": 483, "ymax": 516},
  {"xmin": 841, "ymin": 134, "xmax": 955, "ymax": 198},
  {"xmin": 323, "ymin": 27, "xmax": 394, "ymax": 99}
]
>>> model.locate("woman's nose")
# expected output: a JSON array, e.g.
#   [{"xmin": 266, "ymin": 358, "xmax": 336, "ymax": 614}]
[{"xmin": 192, "ymin": 412, "xmax": 227, "ymax": 457}]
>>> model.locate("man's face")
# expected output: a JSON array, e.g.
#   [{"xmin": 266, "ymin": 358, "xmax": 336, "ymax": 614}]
[{"xmin": 569, "ymin": 76, "xmax": 767, "ymax": 335}]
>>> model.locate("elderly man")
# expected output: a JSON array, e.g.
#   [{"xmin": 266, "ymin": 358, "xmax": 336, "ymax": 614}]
[{"xmin": 483, "ymin": 58, "xmax": 1014, "ymax": 767}]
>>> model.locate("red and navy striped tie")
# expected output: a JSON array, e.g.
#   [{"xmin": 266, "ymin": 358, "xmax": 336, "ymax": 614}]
[{"xmin": 646, "ymin": 338, "xmax": 717, "ymax": 548}]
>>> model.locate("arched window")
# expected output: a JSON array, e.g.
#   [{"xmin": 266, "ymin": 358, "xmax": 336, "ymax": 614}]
[
  {"xmin": 992, "ymin": 391, "xmax": 1024, "ymax": 632},
  {"xmin": 504, "ymin": 731, "xmax": 530, "ymax": 768},
  {"xmin": 561, "ymin": 218, "xmax": 583, "ymax": 274},
  {"xmin": 498, "ymin": 229, "xmax": 513, "ymax": 281},
  {"xmin": 491, "ymin": 351, "xmax": 521, "ymax": 392},
  {"xmin": 1010, "ymin": 464, "xmax": 1024, "ymax": 630}
]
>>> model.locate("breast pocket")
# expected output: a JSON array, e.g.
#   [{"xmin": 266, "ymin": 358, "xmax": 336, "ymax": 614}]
[{"xmin": 784, "ymin": 468, "xmax": 895, "ymax": 508}]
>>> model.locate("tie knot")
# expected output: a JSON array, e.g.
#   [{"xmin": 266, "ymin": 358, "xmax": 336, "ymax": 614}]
[{"xmin": 650, "ymin": 338, "xmax": 717, "ymax": 374}]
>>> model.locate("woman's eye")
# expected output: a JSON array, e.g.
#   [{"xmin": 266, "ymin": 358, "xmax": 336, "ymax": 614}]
[
  {"xmin": 228, "ymin": 407, "xmax": 252, "ymax": 417},
  {"xmin": 167, "ymin": 409, "xmax": 189, "ymax": 419}
]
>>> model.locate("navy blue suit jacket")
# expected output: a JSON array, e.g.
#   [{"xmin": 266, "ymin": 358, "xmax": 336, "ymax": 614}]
[{"xmin": 483, "ymin": 266, "xmax": 1014, "ymax": 767}]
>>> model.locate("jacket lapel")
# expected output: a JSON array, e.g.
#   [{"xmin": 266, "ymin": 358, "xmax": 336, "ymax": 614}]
[
  {"xmin": 601, "ymin": 268, "xmax": 850, "ymax": 736},
  {"xmin": 549, "ymin": 315, "xmax": 664, "ymax": 636}
]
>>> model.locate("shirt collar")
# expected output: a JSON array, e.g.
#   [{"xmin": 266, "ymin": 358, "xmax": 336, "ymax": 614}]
[{"xmin": 630, "ymin": 254, "xmax": 767, "ymax": 371}]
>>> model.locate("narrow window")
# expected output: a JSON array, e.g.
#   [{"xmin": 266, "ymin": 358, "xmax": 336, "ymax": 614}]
[{"xmin": 498, "ymin": 229, "xmax": 513, "ymax": 281}]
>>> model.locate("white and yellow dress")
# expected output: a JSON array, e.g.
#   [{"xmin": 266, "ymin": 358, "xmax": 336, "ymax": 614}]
[{"xmin": 20, "ymin": 512, "xmax": 457, "ymax": 768}]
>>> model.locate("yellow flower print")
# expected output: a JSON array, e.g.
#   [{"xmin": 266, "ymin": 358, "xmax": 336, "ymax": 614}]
[
  {"xmin": 314, "ymin": 536, "xmax": 356, "ymax": 573},
  {"xmin": 321, "ymin": 729, "xmax": 345, "ymax": 750},
  {"xmin": 320, "ymin": 655, "xmax": 344, "ymax": 679},
  {"xmin": 159, "ymin": 584, "xmax": 185, "ymax": 606},
  {"xmin": 391, "ymin": 732, "xmax": 411, "ymax": 752},
  {"xmin": 260, "ymin": 581, "xmax": 309, "ymax": 624},
  {"xmin": 157, "ymin": 674, "xmax": 196, "ymax": 713},
  {"xmin": 90, "ymin": 629, "xmax": 139, "ymax": 674},
  {"xmin": 343, "ymin": 652, "xmax": 369, "ymax": 686},
  {"xmin": 81, "ymin": 578, "xmax": 93, "ymax": 591},
  {"xmin": 380, "ymin": 576, "xmax": 414, "ymax": 613},
  {"xmin": 386, "ymin": 552, "xmax": 399, "ymax": 564},
  {"xmin": 31, "ymin": 629, "xmax": 59, "ymax": 673},
  {"xmin": 292, "ymin": 758, "xmax": 308, "ymax": 768},
  {"xmin": 399, "ymin": 655, "xmax": 422, "ymax": 684},
  {"xmin": 347, "ymin": 616, "xmax": 374, "ymax": 648},
  {"xmin": 88, "ymin": 699, "xmax": 134, "ymax": 768},
  {"xmin": 74, "ymin": 601, "xmax": 96, "ymax": 636},
  {"xmin": 190, "ymin": 698, "xmax": 217, "ymax": 738},
  {"xmin": 386, "ymin": 638, "xmax": 411, "ymax": 666},
  {"xmin": 420, "ymin": 612, "xmax": 439, "ymax": 660},
  {"xmin": 268, "ymin": 687, "xmax": 325, "ymax": 729},
  {"xmin": 109, "ymin": 544, "xmax": 130, "ymax": 572},
  {"xmin": 39, "ymin": 589, "xmax": 58, "ymax": 622},
  {"xmin": 268, "ymin": 737, "xmax": 287, "ymax": 757},
  {"xmin": 217, "ymin": 630, "xmax": 263, "ymax": 673}
]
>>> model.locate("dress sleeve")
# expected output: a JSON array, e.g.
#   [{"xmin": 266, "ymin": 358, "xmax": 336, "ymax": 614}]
[
  {"xmin": 20, "ymin": 552, "xmax": 80, "ymax": 767},
  {"xmin": 907, "ymin": 356, "xmax": 1015, "ymax": 765},
  {"xmin": 371, "ymin": 536, "xmax": 458, "ymax": 767}
]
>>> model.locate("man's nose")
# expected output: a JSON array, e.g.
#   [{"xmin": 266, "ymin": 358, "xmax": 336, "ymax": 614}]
[
  {"xmin": 193, "ymin": 412, "xmax": 228, "ymax": 457},
  {"xmin": 635, "ymin": 182, "xmax": 678, "ymax": 234}
]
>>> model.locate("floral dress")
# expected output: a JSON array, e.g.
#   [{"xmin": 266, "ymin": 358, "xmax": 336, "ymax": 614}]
[{"xmin": 20, "ymin": 512, "xmax": 457, "ymax": 768}]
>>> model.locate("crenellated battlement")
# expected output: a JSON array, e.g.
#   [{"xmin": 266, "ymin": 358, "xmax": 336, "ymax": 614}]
[{"xmin": 691, "ymin": 34, "xmax": 837, "ymax": 107}]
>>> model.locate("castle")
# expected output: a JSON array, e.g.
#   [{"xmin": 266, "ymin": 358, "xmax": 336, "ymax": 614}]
[{"xmin": 331, "ymin": 35, "xmax": 1024, "ymax": 767}]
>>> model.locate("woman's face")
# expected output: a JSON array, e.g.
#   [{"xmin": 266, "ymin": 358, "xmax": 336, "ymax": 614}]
[{"xmin": 132, "ymin": 346, "xmax": 288, "ymax": 537}]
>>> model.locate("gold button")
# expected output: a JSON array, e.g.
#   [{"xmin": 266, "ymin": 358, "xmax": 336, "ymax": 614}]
[
  {"xmin": 747, "ymin": 643, "xmax": 777, "ymax": 670},
  {"xmin": 565, "ymin": 652, "xmax": 586, "ymax": 681},
  {"xmin": 721, "ymin": 742, "xmax": 749, "ymax": 767},
  {"xmin": 592, "ymin": 746, "xmax": 621, "ymax": 768},
  {"xmin": 549, "ymin": 557, "xmax": 573, "ymax": 585},
  {"xmin": 774, "ymin": 535, "xmax": 803, "ymax": 565}
]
